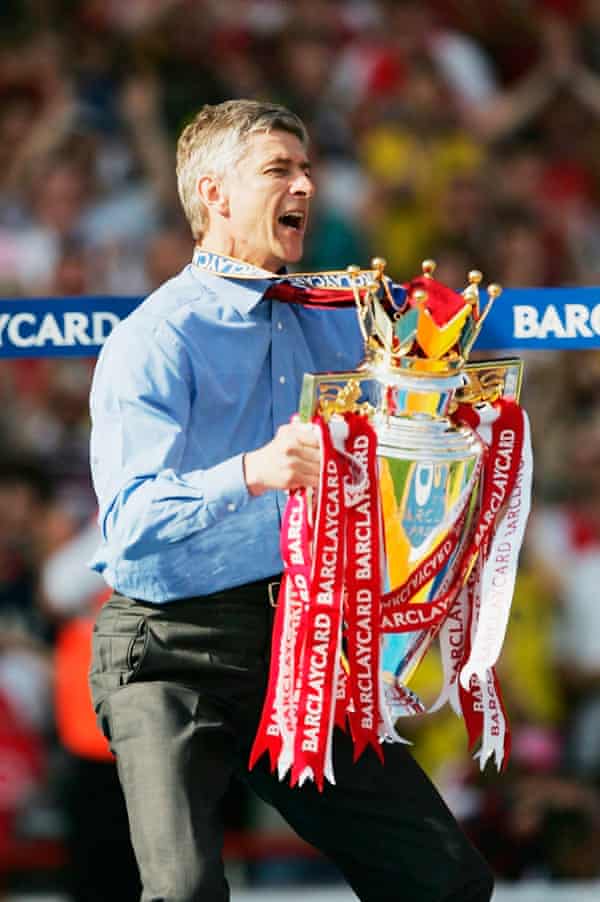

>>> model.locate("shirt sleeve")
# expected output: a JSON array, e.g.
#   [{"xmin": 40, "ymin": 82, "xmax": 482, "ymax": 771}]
[{"xmin": 90, "ymin": 317, "xmax": 251, "ymax": 558}]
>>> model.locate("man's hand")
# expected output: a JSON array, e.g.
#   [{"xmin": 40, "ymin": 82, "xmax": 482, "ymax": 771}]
[{"xmin": 243, "ymin": 421, "xmax": 320, "ymax": 496}]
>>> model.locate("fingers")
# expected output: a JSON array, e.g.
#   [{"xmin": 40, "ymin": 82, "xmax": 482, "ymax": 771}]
[
  {"xmin": 275, "ymin": 422, "xmax": 321, "ymax": 488},
  {"xmin": 244, "ymin": 422, "xmax": 322, "ymax": 496},
  {"xmin": 289, "ymin": 418, "xmax": 320, "ymax": 447}
]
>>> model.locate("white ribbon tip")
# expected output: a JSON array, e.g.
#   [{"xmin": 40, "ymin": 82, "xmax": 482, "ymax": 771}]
[
  {"xmin": 459, "ymin": 667, "xmax": 473, "ymax": 691},
  {"xmin": 474, "ymin": 744, "xmax": 501, "ymax": 773},
  {"xmin": 459, "ymin": 665, "xmax": 487, "ymax": 691},
  {"xmin": 328, "ymin": 414, "xmax": 350, "ymax": 452},
  {"xmin": 297, "ymin": 767, "xmax": 315, "ymax": 787}
]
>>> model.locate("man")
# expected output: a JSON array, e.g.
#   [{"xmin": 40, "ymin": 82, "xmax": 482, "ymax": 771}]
[{"xmin": 89, "ymin": 99, "xmax": 493, "ymax": 902}]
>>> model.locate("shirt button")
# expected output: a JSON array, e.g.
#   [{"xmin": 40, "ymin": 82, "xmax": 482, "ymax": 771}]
[
  {"xmin": 227, "ymin": 503, "xmax": 236, "ymax": 512},
  {"xmin": 279, "ymin": 375, "xmax": 286, "ymax": 384},
  {"xmin": 277, "ymin": 321, "xmax": 283, "ymax": 331}
]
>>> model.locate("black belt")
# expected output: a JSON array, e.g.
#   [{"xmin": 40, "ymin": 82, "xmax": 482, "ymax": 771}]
[{"xmin": 117, "ymin": 575, "xmax": 282, "ymax": 608}]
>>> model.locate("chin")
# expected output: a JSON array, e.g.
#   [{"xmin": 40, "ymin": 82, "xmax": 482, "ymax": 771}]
[{"xmin": 282, "ymin": 244, "xmax": 304, "ymax": 265}]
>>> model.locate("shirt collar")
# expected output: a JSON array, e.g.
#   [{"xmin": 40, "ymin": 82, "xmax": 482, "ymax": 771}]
[
  {"xmin": 190, "ymin": 249, "xmax": 287, "ymax": 314},
  {"xmin": 188, "ymin": 264, "xmax": 270, "ymax": 313}
]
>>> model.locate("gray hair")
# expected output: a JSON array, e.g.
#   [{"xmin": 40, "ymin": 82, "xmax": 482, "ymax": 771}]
[{"xmin": 176, "ymin": 99, "xmax": 309, "ymax": 241}]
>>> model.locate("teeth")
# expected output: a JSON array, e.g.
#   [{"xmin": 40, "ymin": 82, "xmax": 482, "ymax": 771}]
[{"xmin": 279, "ymin": 212, "xmax": 304, "ymax": 229}]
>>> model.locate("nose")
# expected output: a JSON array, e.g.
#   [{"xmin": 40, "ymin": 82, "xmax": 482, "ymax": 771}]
[{"xmin": 290, "ymin": 170, "xmax": 314, "ymax": 198}]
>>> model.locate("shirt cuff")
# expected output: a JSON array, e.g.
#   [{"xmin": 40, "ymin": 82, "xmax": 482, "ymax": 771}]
[{"xmin": 200, "ymin": 453, "xmax": 250, "ymax": 518}]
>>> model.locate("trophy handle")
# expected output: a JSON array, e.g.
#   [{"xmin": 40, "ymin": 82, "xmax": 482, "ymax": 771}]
[
  {"xmin": 299, "ymin": 357, "xmax": 524, "ymax": 423},
  {"xmin": 298, "ymin": 370, "xmax": 371, "ymax": 422},
  {"xmin": 456, "ymin": 357, "xmax": 523, "ymax": 406}
]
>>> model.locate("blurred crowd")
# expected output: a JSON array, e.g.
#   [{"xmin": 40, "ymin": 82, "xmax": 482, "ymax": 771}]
[{"xmin": 2, "ymin": 0, "xmax": 600, "ymax": 896}]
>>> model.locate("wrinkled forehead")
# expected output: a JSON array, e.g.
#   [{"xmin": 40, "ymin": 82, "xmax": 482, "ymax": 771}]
[{"xmin": 236, "ymin": 128, "xmax": 310, "ymax": 169}]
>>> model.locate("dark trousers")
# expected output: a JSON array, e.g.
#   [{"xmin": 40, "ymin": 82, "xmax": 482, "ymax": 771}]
[
  {"xmin": 61, "ymin": 753, "xmax": 141, "ymax": 902},
  {"xmin": 89, "ymin": 579, "xmax": 494, "ymax": 902}
]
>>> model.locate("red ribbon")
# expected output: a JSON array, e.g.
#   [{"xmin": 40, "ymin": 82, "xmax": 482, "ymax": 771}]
[
  {"xmin": 250, "ymin": 412, "xmax": 383, "ymax": 789},
  {"xmin": 290, "ymin": 420, "xmax": 347, "ymax": 788},
  {"xmin": 249, "ymin": 491, "xmax": 311, "ymax": 773},
  {"xmin": 264, "ymin": 281, "xmax": 356, "ymax": 309},
  {"xmin": 343, "ymin": 416, "xmax": 384, "ymax": 763}
]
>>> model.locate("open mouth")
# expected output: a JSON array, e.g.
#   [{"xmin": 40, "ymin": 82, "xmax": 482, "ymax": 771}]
[{"xmin": 278, "ymin": 211, "xmax": 305, "ymax": 231}]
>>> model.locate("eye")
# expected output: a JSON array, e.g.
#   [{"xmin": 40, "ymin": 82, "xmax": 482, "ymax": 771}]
[{"xmin": 266, "ymin": 167, "xmax": 287, "ymax": 176}]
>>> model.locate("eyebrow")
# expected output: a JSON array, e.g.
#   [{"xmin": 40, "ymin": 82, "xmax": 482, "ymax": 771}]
[{"xmin": 262, "ymin": 156, "xmax": 312, "ymax": 173}]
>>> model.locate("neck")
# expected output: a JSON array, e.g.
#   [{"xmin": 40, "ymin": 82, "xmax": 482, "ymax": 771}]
[{"xmin": 197, "ymin": 235, "xmax": 281, "ymax": 273}]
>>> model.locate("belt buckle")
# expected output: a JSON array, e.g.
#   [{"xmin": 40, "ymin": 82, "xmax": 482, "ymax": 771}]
[{"xmin": 267, "ymin": 580, "xmax": 281, "ymax": 608}]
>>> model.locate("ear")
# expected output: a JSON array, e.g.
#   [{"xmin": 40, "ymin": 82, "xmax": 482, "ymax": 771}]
[{"xmin": 197, "ymin": 174, "xmax": 229, "ymax": 217}]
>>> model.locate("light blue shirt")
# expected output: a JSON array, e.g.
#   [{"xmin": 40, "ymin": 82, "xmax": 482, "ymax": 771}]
[{"xmin": 90, "ymin": 262, "xmax": 364, "ymax": 601}]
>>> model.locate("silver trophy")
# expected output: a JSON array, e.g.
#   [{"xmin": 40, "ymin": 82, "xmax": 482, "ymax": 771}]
[{"xmin": 299, "ymin": 258, "xmax": 523, "ymax": 720}]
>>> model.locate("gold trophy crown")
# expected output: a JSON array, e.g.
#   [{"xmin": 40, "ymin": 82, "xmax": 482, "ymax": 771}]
[{"xmin": 348, "ymin": 257, "xmax": 502, "ymax": 376}]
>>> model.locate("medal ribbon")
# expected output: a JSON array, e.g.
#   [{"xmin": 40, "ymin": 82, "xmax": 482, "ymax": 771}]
[{"xmin": 193, "ymin": 247, "xmax": 380, "ymax": 307}]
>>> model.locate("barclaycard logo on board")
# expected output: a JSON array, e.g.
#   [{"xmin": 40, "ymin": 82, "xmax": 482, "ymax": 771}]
[
  {"xmin": 513, "ymin": 303, "xmax": 600, "ymax": 340},
  {"xmin": 0, "ymin": 311, "xmax": 120, "ymax": 348},
  {"xmin": 0, "ymin": 299, "xmax": 599, "ymax": 352}
]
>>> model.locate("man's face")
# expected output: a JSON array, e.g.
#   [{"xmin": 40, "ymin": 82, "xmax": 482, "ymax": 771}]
[{"xmin": 220, "ymin": 129, "xmax": 314, "ymax": 271}]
